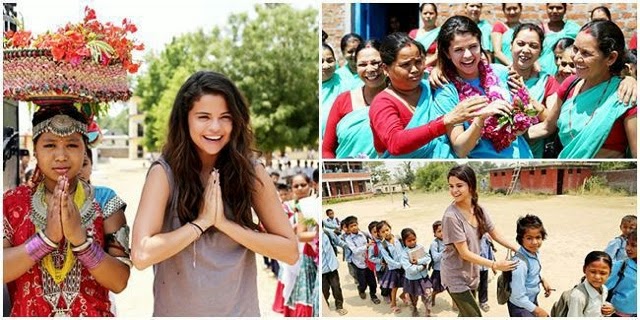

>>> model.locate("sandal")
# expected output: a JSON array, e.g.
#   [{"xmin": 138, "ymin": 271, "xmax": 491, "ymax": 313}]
[
  {"xmin": 401, "ymin": 292, "xmax": 411, "ymax": 306},
  {"xmin": 391, "ymin": 306, "xmax": 401, "ymax": 314},
  {"xmin": 336, "ymin": 308, "xmax": 348, "ymax": 316}
]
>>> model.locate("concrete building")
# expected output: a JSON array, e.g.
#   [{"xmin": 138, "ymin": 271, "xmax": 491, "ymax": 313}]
[
  {"xmin": 488, "ymin": 163, "xmax": 597, "ymax": 195},
  {"xmin": 322, "ymin": 161, "xmax": 372, "ymax": 199}
]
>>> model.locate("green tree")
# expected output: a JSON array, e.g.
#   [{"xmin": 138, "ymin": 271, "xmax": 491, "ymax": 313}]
[
  {"xmin": 97, "ymin": 107, "xmax": 129, "ymax": 135},
  {"xmin": 134, "ymin": 4, "xmax": 318, "ymax": 163},
  {"xmin": 226, "ymin": 4, "xmax": 318, "ymax": 163},
  {"xmin": 414, "ymin": 162, "xmax": 457, "ymax": 192},
  {"xmin": 395, "ymin": 161, "xmax": 416, "ymax": 190},
  {"xmin": 596, "ymin": 162, "xmax": 637, "ymax": 171},
  {"xmin": 366, "ymin": 162, "xmax": 386, "ymax": 186}
]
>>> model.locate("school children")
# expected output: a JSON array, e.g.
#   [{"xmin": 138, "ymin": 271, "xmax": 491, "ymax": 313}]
[
  {"xmin": 344, "ymin": 216, "xmax": 381, "ymax": 304},
  {"xmin": 400, "ymin": 228, "xmax": 433, "ymax": 317},
  {"xmin": 605, "ymin": 228, "xmax": 637, "ymax": 317},
  {"xmin": 508, "ymin": 215, "xmax": 552, "ymax": 317},
  {"xmin": 605, "ymin": 215, "xmax": 637, "ymax": 262}
]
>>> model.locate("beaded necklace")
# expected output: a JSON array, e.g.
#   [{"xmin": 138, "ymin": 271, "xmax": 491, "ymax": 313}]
[{"xmin": 31, "ymin": 181, "xmax": 94, "ymax": 316}]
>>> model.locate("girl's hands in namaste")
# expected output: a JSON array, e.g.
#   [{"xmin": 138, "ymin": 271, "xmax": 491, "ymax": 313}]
[
  {"xmin": 60, "ymin": 176, "xmax": 87, "ymax": 246},
  {"xmin": 44, "ymin": 176, "xmax": 65, "ymax": 243}
]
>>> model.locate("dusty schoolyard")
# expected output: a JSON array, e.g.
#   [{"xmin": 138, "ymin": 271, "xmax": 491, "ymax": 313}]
[{"xmin": 321, "ymin": 191, "xmax": 636, "ymax": 317}]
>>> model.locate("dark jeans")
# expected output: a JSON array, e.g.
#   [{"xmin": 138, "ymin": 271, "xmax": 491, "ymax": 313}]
[
  {"xmin": 507, "ymin": 298, "xmax": 537, "ymax": 317},
  {"xmin": 352, "ymin": 263, "xmax": 377, "ymax": 298},
  {"xmin": 478, "ymin": 270, "xmax": 488, "ymax": 304},
  {"xmin": 322, "ymin": 269, "xmax": 344, "ymax": 309},
  {"xmin": 448, "ymin": 289, "xmax": 482, "ymax": 317}
]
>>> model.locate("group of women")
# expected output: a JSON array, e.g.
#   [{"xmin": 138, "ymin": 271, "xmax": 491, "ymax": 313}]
[
  {"xmin": 322, "ymin": 3, "xmax": 637, "ymax": 159},
  {"xmin": 3, "ymin": 72, "xmax": 303, "ymax": 316}
]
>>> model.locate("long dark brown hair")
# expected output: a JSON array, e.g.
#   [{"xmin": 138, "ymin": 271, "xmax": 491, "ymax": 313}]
[
  {"xmin": 162, "ymin": 71, "xmax": 260, "ymax": 229},
  {"xmin": 448, "ymin": 164, "xmax": 487, "ymax": 238},
  {"xmin": 436, "ymin": 15, "xmax": 483, "ymax": 80}
]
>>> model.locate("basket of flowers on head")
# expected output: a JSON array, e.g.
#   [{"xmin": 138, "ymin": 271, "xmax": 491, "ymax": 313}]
[{"xmin": 3, "ymin": 6, "xmax": 144, "ymax": 107}]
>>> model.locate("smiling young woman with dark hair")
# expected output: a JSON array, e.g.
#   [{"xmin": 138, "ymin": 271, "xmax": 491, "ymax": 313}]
[{"xmin": 131, "ymin": 71, "xmax": 298, "ymax": 316}]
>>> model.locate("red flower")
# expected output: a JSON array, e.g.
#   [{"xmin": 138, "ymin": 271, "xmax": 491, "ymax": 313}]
[{"xmin": 84, "ymin": 6, "xmax": 96, "ymax": 22}]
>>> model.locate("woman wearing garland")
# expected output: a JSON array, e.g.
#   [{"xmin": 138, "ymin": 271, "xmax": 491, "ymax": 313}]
[
  {"xmin": 323, "ymin": 40, "xmax": 386, "ymax": 159},
  {"xmin": 3, "ymin": 106, "xmax": 131, "ymax": 316},
  {"xmin": 431, "ymin": 15, "xmax": 534, "ymax": 158},
  {"xmin": 529, "ymin": 20, "xmax": 637, "ymax": 158},
  {"xmin": 368, "ymin": 32, "xmax": 485, "ymax": 158}
]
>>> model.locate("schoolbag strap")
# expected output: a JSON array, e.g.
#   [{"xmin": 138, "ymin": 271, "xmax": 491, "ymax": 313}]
[
  {"xmin": 609, "ymin": 260, "xmax": 628, "ymax": 295},
  {"xmin": 576, "ymin": 282, "xmax": 590, "ymax": 314}
]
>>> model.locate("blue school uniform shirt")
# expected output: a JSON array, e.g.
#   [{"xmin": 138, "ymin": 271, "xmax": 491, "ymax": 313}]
[
  {"xmin": 429, "ymin": 238, "xmax": 444, "ymax": 271},
  {"xmin": 509, "ymin": 247, "xmax": 542, "ymax": 312},
  {"xmin": 401, "ymin": 244, "xmax": 431, "ymax": 280},
  {"xmin": 322, "ymin": 232, "xmax": 339, "ymax": 274},
  {"xmin": 345, "ymin": 231, "xmax": 369, "ymax": 269},
  {"xmin": 324, "ymin": 217, "xmax": 340, "ymax": 230},
  {"xmin": 605, "ymin": 259, "xmax": 637, "ymax": 315},
  {"xmin": 368, "ymin": 239, "xmax": 385, "ymax": 272},
  {"xmin": 379, "ymin": 238, "xmax": 404, "ymax": 271},
  {"xmin": 605, "ymin": 236, "xmax": 628, "ymax": 262},
  {"xmin": 340, "ymin": 232, "xmax": 353, "ymax": 263}
]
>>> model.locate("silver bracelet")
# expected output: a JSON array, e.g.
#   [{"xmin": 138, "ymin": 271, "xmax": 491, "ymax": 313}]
[
  {"xmin": 38, "ymin": 231, "xmax": 59, "ymax": 249},
  {"xmin": 115, "ymin": 256, "xmax": 133, "ymax": 269},
  {"xmin": 71, "ymin": 237, "xmax": 93, "ymax": 252}
]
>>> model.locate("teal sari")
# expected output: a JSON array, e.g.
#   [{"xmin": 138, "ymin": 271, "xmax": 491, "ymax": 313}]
[
  {"xmin": 432, "ymin": 64, "xmax": 533, "ymax": 159},
  {"xmin": 557, "ymin": 77, "xmax": 632, "ymax": 158},
  {"xmin": 335, "ymin": 64, "xmax": 364, "ymax": 91},
  {"xmin": 538, "ymin": 20, "xmax": 580, "ymax": 76},
  {"xmin": 382, "ymin": 81, "xmax": 454, "ymax": 158},
  {"xmin": 525, "ymin": 72, "xmax": 551, "ymax": 158},
  {"xmin": 501, "ymin": 27, "xmax": 515, "ymax": 65},
  {"xmin": 478, "ymin": 20, "xmax": 494, "ymax": 52},
  {"xmin": 321, "ymin": 74, "xmax": 350, "ymax": 137},
  {"xmin": 335, "ymin": 106, "xmax": 377, "ymax": 159},
  {"xmin": 415, "ymin": 27, "xmax": 441, "ymax": 52}
]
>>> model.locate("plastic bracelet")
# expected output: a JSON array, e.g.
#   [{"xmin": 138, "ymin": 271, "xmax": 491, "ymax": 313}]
[
  {"xmin": 25, "ymin": 233, "xmax": 55, "ymax": 262},
  {"xmin": 75, "ymin": 241, "xmax": 106, "ymax": 270}
]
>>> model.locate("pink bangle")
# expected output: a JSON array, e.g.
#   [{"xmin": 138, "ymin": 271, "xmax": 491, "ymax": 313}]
[
  {"xmin": 25, "ymin": 233, "xmax": 55, "ymax": 262},
  {"xmin": 75, "ymin": 240, "xmax": 105, "ymax": 270}
]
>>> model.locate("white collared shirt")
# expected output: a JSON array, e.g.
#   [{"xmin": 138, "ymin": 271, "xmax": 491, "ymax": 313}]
[{"xmin": 567, "ymin": 280, "xmax": 608, "ymax": 317}]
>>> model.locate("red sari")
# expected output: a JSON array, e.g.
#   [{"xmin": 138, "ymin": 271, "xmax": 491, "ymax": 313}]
[{"xmin": 3, "ymin": 185, "xmax": 112, "ymax": 317}]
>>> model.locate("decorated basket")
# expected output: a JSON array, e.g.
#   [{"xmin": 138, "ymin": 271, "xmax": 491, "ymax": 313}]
[
  {"xmin": 3, "ymin": 48, "xmax": 131, "ymax": 103},
  {"xmin": 2, "ymin": 7, "xmax": 142, "ymax": 106}
]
